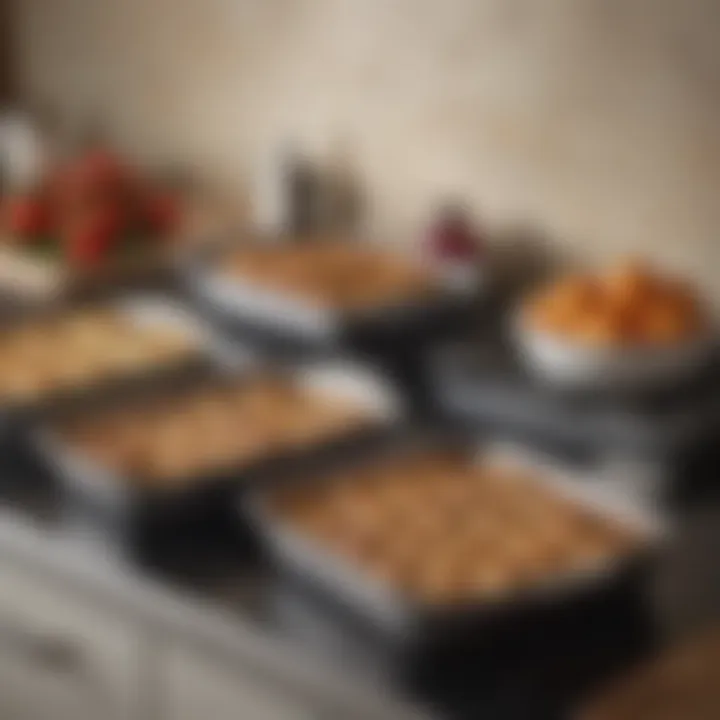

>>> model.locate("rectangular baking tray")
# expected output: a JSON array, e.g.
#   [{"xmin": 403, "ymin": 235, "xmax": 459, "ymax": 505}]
[
  {"xmin": 430, "ymin": 340, "xmax": 720, "ymax": 456},
  {"xmin": 28, "ymin": 360, "xmax": 406, "ymax": 562},
  {"xmin": 244, "ymin": 435, "xmax": 668, "ymax": 647},
  {"xmin": 0, "ymin": 292, "xmax": 252, "ymax": 429},
  {"xmin": 182, "ymin": 241, "xmax": 486, "ymax": 344}
]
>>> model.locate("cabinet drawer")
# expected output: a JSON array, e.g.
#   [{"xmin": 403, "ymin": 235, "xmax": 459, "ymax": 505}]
[{"xmin": 0, "ymin": 560, "xmax": 140, "ymax": 720}]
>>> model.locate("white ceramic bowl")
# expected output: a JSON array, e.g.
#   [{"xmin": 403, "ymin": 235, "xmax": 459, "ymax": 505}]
[{"xmin": 514, "ymin": 314, "xmax": 716, "ymax": 391}]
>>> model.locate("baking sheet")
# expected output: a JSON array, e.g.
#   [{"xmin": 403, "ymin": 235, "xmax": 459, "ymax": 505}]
[
  {"xmin": 0, "ymin": 293, "xmax": 252, "ymax": 422},
  {"xmin": 184, "ymin": 244, "xmax": 484, "ymax": 342},
  {"xmin": 246, "ymin": 439, "xmax": 668, "ymax": 638},
  {"xmin": 30, "ymin": 359, "xmax": 405, "ymax": 514}
]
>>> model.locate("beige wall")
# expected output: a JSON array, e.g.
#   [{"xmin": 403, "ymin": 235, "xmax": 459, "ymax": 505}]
[{"xmin": 13, "ymin": 0, "xmax": 720, "ymax": 294}]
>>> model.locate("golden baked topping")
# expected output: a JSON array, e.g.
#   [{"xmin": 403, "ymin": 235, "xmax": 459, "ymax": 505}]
[
  {"xmin": 269, "ymin": 452, "xmax": 643, "ymax": 605},
  {"xmin": 0, "ymin": 309, "xmax": 196, "ymax": 403},
  {"xmin": 55, "ymin": 378, "xmax": 371, "ymax": 486},
  {"xmin": 223, "ymin": 243, "xmax": 437, "ymax": 311}
]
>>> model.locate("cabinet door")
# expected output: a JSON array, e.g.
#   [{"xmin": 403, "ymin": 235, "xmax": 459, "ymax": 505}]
[
  {"xmin": 0, "ymin": 561, "xmax": 139, "ymax": 720},
  {"xmin": 164, "ymin": 646, "xmax": 325, "ymax": 720}
]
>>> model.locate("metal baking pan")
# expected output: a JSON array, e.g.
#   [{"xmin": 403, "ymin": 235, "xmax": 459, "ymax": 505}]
[
  {"xmin": 245, "ymin": 436, "xmax": 667, "ymax": 651},
  {"xmin": 28, "ymin": 360, "xmax": 406, "ymax": 562},
  {"xmin": 0, "ymin": 292, "xmax": 251, "ymax": 432},
  {"xmin": 181, "ymin": 241, "xmax": 485, "ymax": 346},
  {"xmin": 431, "ymin": 339, "xmax": 720, "ymax": 451}
]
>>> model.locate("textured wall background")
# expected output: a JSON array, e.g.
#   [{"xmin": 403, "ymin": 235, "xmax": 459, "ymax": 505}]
[{"xmin": 12, "ymin": 0, "xmax": 720, "ymax": 295}]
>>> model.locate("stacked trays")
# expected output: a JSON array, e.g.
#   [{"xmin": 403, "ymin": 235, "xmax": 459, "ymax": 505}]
[
  {"xmin": 30, "ymin": 359, "xmax": 404, "ymax": 558},
  {"xmin": 184, "ymin": 240, "xmax": 482, "ymax": 347},
  {"xmin": 246, "ymin": 434, "xmax": 665, "ymax": 664}
]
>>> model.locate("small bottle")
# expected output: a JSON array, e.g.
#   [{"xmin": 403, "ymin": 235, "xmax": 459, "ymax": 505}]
[
  {"xmin": 323, "ymin": 139, "xmax": 364, "ymax": 239},
  {"xmin": 285, "ymin": 150, "xmax": 321, "ymax": 238},
  {"xmin": 253, "ymin": 144, "xmax": 322, "ymax": 240},
  {"xmin": 426, "ymin": 203, "xmax": 484, "ymax": 290}
]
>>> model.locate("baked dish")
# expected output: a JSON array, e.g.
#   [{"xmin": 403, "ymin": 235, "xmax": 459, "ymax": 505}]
[
  {"xmin": 0, "ymin": 308, "xmax": 196, "ymax": 403},
  {"xmin": 268, "ymin": 451, "xmax": 642, "ymax": 605},
  {"xmin": 222, "ymin": 243, "xmax": 438, "ymax": 312},
  {"xmin": 54, "ymin": 377, "xmax": 372, "ymax": 486},
  {"xmin": 525, "ymin": 261, "xmax": 707, "ymax": 348},
  {"xmin": 579, "ymin": 626, "xmax": 720, "ymax": 720}
]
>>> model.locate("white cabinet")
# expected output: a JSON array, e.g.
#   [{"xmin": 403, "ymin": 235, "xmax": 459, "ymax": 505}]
[
  {"xmin": 163, "ymin": 645, "xmax": 322, "ymax": 720},
  {"xmin": 0, "ymin": 560, "xmax": 140, "ymax": 720},
  {"xmin": 0, "ymin": 543, "xmax": 417, "ymax": 720},
  {"xmin": 0, "ymin": 643, "xmax": 102, "ymax": 720}
]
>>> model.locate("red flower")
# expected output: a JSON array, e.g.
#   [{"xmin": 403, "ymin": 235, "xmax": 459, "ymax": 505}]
[
  {"xmin": 64, "ymin": 206, "xmax": 124, "ymax": 269},
  {"xmin": 3, "ymin": 195, "xmax": 51, "ymax": 239},
  {"xmin": 74, "ymin": 149, "xmax": 128, "ymax": 193},
  {"xmin": 429, "ymin": 211, "xmax": 480, "ymax": 261},
  {"xmin": 143, "ymin": 191, "xmax": 181, "ymax": 237}
]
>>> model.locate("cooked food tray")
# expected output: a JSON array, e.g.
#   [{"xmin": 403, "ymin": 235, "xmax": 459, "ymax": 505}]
[
  {"xmin": 0, "ymin": 293, "xmax": 248, "ymax": 424},
  {"xmin": 30, "ymin": 361, "xmax": 404, "ymax": 559},
  {"xmin": 185, "ymin": 241, "xmax": 483, "ymax": 343},
  {"xmin": 247, "ymin": 437, "xmax": 665, "ymax": 645}
]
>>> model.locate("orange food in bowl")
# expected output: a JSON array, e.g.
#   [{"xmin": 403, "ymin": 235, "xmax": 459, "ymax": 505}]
[
  {"xmin": 526, "ymin": 276, "xmax": 603, "ymax": 337},
  {"xmin": 638, "ymin": 301, "xmax": 696, "ymax": 345},
  {"xmin": 526, "ymin": 262, "xmax": 707, "ymax": 348},
  {"xmin": 552, "ymin": 276, "xmax": 601, "ymax": 310},
  {"xmin": 573, "ymin": 309, "xmax": 631, "ymax": 347},
  {"xmin": 602, "ymin": 261, "xmax": 659, "ymax": 303}
]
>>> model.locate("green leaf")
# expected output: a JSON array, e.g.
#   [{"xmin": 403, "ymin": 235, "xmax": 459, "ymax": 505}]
[
  {"xmin": 25, "ymin": 237, "xmax": 62, "ymax": 260},
  {"xmin": 114, "ymin": 233, "xmax": 151, "ymax": 259}
]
